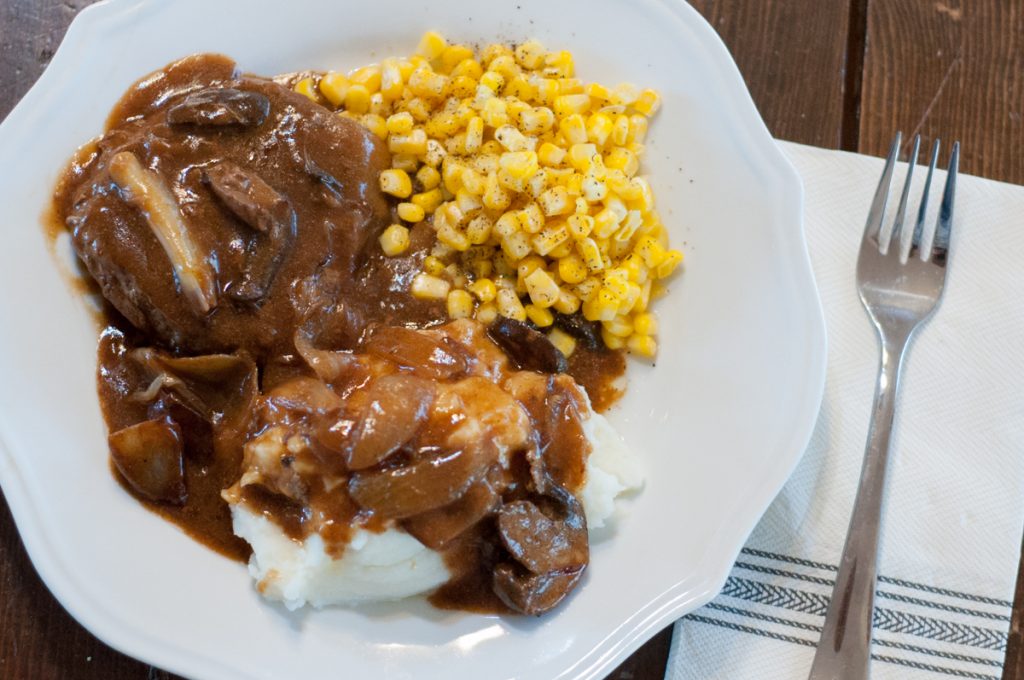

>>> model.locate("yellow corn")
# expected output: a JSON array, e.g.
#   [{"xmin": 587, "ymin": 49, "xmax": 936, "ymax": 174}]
[
  {"xmin": 446, "ymin": 289, "xmax": 475, "ymax": 319},
  {"xmin": 397, "ymin": 202, "xmax": 425, "ymax": 223},
  {"xmin": 547, "ymin": 328, "xmax": 577, "ymax": 358},
  {"xmin": 379, "ymin": 224, "xmax": 410, "ymax": 256},
  {"xmin": 348, "ymin": 65, "xmax": 381, "ymax": 93},
  {"xmin": 501, "ymin": 231, "xmax": 533, "ymax": 261},
  {"xmin": 532, "ymin": 223, "xmax": 569, "ymax": 256},
  {"xmin": 388, "ymin": 129, "xmax": 428, "ymax": 155},
  {"xmin": 553, "ymin": 287, "xmax": 581, "ymax": 314},
  {"xmin": 578, "ymin": 237, "xmax": 604, "ymax": 271},
  {"xmin": 379, "ymin": 169, "xmax": 413, "ymax": 198},
  {"xmin": 537, "ymin": 186, "xmax": 571, "ymax": 216},
  {"xmin": 634, "ymin": 88, "xmax": 662, "ymax": 116},
  {"xmin": 452, "ymin": 58, "xmax": 484, "ymax": 80},
  {"xmin": 601, "ymin": 328, "xmax": 626, "ymax": 350},
  {"xmin": 411, "ymin": 273, "xmax": 450, "ymax": 299},
  {"xmin": 318, "ymin": 73, "xmax": 349, "ymax": 106},
  {"xmin": 417, "ymin": 31, "xmax": 448, "ymax": 60},
  {"xmin": 386, "ymin": 111, "xmax": 415, "ymax": 135},
  {"xmin": 524, "ymin": 268, "xmax": 560, "ymax": 308},
  {"xmin": 586, "ymin": 113, "xmax": 614, "ymax": 146},
  {"xmin": 657, "ymin": 249, "xmax": 684, "ymax": 278},
  {"xmin": 560, "ymin": 114, "xmax": 588, "ymax": 145},
  {"xmin": 423, "ymin": 255, "xmax": 445, "ymax": 276},
  {"xmin": 415, "ymin": 165, "xmax": 441, "ymax": 190},
  {"xmin": 627, "ymin": 333, "xmax": 657, "ymax": 358},
  {"xmin": 440, "ymin": 44, "xmax": 474, "ymax": 73},
  {"xmin": 525, "ymin": 304, "xmax": 555, "ymax": 327},
  {"xmin": 469, "ymin": 278, "xmax": 497, "ymax": 302},
  {"xmin": 344, "ymin": 84, "xmax": 370, "ymax": 113},
  {"xmin": 475, "ymin": 302, "xmax": 499, "ymax": 324},
  {"xmin": 411, "ymin": 188, "xmax": 444, "ymax": 214},
  {"xmin": 361, "ymin": 114, "xmax": 388, "ymax": 139},
  {"xmin": 558, "ymin": 254, "xmax": 588, "ymax": 284},
  {"xmin": 294, "ymin": 77, "xmax": 318, "ymax": 102},
  {"xmin": 496, "ymin": 288, "xmax": 527, "ymax": 321}
]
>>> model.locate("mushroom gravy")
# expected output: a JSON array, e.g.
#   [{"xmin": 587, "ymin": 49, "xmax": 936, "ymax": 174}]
[{"xmin": 54, "ymin": 54, "xmax": 625, "ymax": 614}]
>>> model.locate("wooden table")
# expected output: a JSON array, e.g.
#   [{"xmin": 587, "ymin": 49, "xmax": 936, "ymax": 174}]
[{"xmin": 1, "ymin": 1, "xmax": 1021, "ymax": 678}]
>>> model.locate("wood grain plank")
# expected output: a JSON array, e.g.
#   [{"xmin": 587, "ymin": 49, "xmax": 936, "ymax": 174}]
[
  {"xmin": 688, "ymin": 0, "xmax": 852, "ymax": 149},
  {"xmin": 859, "ymin": 0, "xmax": 1024, "ymax": 184}
]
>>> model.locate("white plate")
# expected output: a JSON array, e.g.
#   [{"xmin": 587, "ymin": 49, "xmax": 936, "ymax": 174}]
[{"xmin": 0, "ymin": 0, "xmax": 826, "ymax": 677}]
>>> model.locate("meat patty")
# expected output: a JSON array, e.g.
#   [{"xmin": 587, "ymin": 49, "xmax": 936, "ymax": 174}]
[{"xmin": 59, "ymin": 54, "xmax": 393, "ymax": 358}]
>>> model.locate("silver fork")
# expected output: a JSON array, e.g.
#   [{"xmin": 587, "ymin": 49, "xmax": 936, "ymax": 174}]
[{"xmin": 807, "ymin": 132, "xmax": 960, "ymax": 680}]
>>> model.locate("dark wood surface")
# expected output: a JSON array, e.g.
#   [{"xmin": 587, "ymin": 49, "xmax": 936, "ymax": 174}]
[{"xmin": 1, "ymin": 1, "xmax": 1021, "ymax": 678}]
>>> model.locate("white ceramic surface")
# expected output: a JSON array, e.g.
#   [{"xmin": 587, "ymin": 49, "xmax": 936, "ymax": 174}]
[{"xmin": 0, "ymin": 0, "xmax": 826, "ymax": 678}]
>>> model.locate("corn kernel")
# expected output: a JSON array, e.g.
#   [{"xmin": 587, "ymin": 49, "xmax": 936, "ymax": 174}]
[
  {"xmin": 501, "ymin": 231, "xmax": 533, "ymax": 261},
  {"xmin": 536, "ymin": 141, "xmax": 566, "ymax": 167},
  {"xmin": 294, "ymin": 77, "xmax": 318, "ymax": 102},
  {"xmin": 627, "ymin": 333, "xmax": 657, "ymax": 358},
  {"xmin": 423, "ymin": 255, "xmax": 445, "ymax": 276},
  {"xmin": 446, "ymin": 289, "xmax": 474, "ymax": 319},
  {"xmin": 567, "ymin": 214, "xmax": 594, "ymax": 240},
  {"xmin": 411, "ymin": 188, "xmax": 445, "ymax": 214},
  {"xmin": 496, "ymin": 288, "xmax": 527, "ymax": 321},
  {"xmin": 386, "ymin": 111, "xmax": 415, "ymax": 135},
  {"xmin": 633, "ymin": 312, "xmax": 658, "ymax": 336},
  {"xmin": 568, "ymin": 143, "xmax": 598, "ymax": 171},
  {"xmin": 452, "ymin": 58, "xmax": 484, "ymax": 80},
  {"xmin": 516, "ymin": 254, "xmax": 546, "ymax": 281},
  {"xmin": 388, "ymin": 128, "xmax": 428, "ymax": 155},
  {"xmin": 601, "ymin": 328, "xmax": 626, "ymax": 350},
  {"xmin": 635, "ymin": 235, "xmax": 666, "ymax": 267},
  {"xmin": 560, "ymin": 114, "xmax": 588, "ymax": 145},
  {"xmin": 586, "ymin": 82, "xmax": 611, "ymax": 101},
  {"xmin": 417, "ymin": 31, "xmax": 448, "ymax": 60},
  {"xmin": 348, "ymin": 65, "xmax": 381, "ymax": 93},
  {"xmin": 499, "ymin": 151, "xmax": 539, "ymax": 180},
  {"xmin": 524, "ymin": 268, "xmax": 560, "ymax": 308},
  {"xmin": 318, "ymin": 72, "xmax": 350, "ymax": 106},
  {"xmin": 406, "ymin": 97, "xmax": 432, "ymax": 122},
  {"xmin": 456, "ymin": 188, "xmax": 483, "ymax": 214},
  {"xmin": 479, "ymin": 70, "xmax": 505, "ymax": 94},
  {"xmin": 408, "ymin": 67, "xmax": 449, "ymax": 99},
  {"xmin": 611, "ymin": 82, "xmax": 641, "ymax": 106},
  {"xmin": 612, "ymin": 114, "xmax": 631, "ymax": 146},
  {"xmin": 532, "ymin": 223, "xmax": 569, "ymax": 256},
  {"xmin": 379, "ymin": 168, "xmax": 413, "ymax": 198},
  {"xmin": 537, "ymin": 186, "xmax": 571, "ymax": 217},
  {"xmin": 605, "ymin": 147, "xmax": 639, "ymax": 176},
  {"xmin": 479, "ymin": 173, "xmax": 510, "ymax": 211},
  {"xmin": 414, "ymin": 165, "xmax": 440, "ymax": 191},
  {"xmin": 546, "ymin": 50, "xmax": 575, "ymax": 77},
  {"xmin": 547, "ymin": 328, "xmax": 577, "ymax": 357},
  {"xmin": 361, "ymin": 113, "xmax": 388, "ymax": 139},
  {"xmin": 583, "ymin": 287, "xmax": 620, "ymax": 322},
  {"xmin": 578, "ymin": 238, "xmax": 604, "ymax": 272},
  {"xmin": 411, "ymin": 272, "xmax": 450, "ymax": 300},
  {"xmin": 628, "ymin": 114, "xmax": 649, "ymax": 143},
  {"xmin": 472, "ymin": 302, "xmax": 497, "ymax": 324},
  {"xmin": 494, "ymin": 125, "xmax": 530, "ymax": 152},
  {"xmin": 634, "ymin": 88, "xmax": 662, "ymax": 116},
  {"xmin": 395, "ymin": 202, "xmax": 424, "ymax": 223},
  {"xmin": 586, "ymin": 113, "xmax": 614, "ymax": 147},
  {"xmin": 557, "ymin": 254, "xmax": 588, "ymax": 284},
  {"xmin": 553, "ymin": 287, "xmax": 581, "ymax": 314},
  {"xmin": 440, "ymin": 44, "xmax": 474, "ymax": 73},
  {"xmin": 468, "ymin": 278, "xmax": 497, "ymax": 303},
  {"xmin": 582, "ymin": 176, "xmax": 608, "ymax": 202},
  {"xmin": 657, "ymin": 249, "xmax": 683, "ymax": 278},
  {"xmin": 513, "ymin": 39, "xmax": 546, "ymax": 70},
  {"xmin": 378, "ymin": 224, "xmax": 410, "ymax": 256},
  {"xmin": 343, "ymin": 84, "xmax": 370, "ymax": 113},
  {"xmin": 525, "ymin": 304, "xmax": 555, "ymax": 327}
]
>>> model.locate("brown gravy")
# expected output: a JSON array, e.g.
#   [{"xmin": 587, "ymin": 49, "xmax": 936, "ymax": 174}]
[{"xmin": 52, "ymin": 53, "xmax": 626, "ymax": 614}]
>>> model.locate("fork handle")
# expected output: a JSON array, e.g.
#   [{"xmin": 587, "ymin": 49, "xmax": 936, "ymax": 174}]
[{"xmin": 808, "ymin": 328, "xmax": 911, "ymax": 680}]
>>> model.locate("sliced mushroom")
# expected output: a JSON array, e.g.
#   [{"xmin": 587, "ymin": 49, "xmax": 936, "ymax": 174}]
[
  {"xmin": 108, "ymin": 419, "xmax": 186, "ymax": 504},
  {"xmin": 348, "ymin": 440, "xmax": 499, "ymax": 519},
  {"xmin": 347, "ymin": 374, "xmax": 436, "ymax": 470},
  {"xmin": 402, "ymin": 477, "xmax": 500, "ymax": 550},
  {"xmin": 203, "ymin": 162, "xmax": 296, "ymax": 302},
  {"xmin": 364, "ymin": 326, "xmax": 470, "ymax": 380},
  {"xmin": 130, "ymin": 349, "xmax": 257, "ymax": 444},
  {"xmin": 108, "ymin": 151, "xmax": 217, "ymax": 314},
  {"xmin": 492, "ymin": 563, "xmax": 585, "ymax": 616},
  {"xmin": 166, "ymin": 87, "xmax": 271, "ymax": 127},
  {"xmin": 488, "ymin": 317, "xmax": 568, "ymax": 374},
  {"xmin": 552, "ymin": 312, "xmax": 603, "ymax": 351},
  {"xmin": 496, "ymin": 499, "xmax": 588, "ymax": 575}
]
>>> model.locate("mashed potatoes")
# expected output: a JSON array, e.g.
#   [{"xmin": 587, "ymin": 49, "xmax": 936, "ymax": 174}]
[{"xmin": 231, "ymin": 407, "xmax": 640, "ymax": 610}]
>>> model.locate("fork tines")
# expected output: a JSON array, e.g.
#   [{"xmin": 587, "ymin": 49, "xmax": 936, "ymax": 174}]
[{"xmin": 864, "ymin": 131, "xmax": 960, "ymax": 264}]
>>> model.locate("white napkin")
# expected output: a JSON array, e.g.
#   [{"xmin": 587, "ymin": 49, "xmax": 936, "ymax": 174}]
[{"xmin": 666, "ymin": 141, "xmax": 1024, "ymax": 680}]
